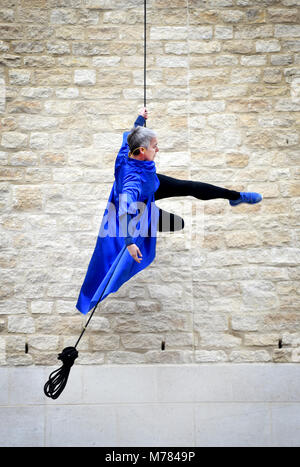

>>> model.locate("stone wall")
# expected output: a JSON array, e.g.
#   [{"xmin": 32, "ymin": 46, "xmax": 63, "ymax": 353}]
[{"xmin": 0, "ymin": 0, "xmax": 300, "ymax": 367}]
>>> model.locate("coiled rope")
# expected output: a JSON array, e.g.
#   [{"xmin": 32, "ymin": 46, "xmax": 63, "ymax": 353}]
[{"xmin": 43, "ymin": 300, "xmax": 100, "ymax": 399}]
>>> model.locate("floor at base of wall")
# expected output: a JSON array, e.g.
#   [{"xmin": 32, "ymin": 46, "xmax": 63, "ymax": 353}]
[{"xmin": 0, "ymin": 364, "xmax": 299, "ymax": 447}]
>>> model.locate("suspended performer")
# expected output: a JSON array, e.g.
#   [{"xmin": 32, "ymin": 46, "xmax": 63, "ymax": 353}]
[{"xmin": 76, "ymin": 108, "xmax": 262, "ymax": 315}]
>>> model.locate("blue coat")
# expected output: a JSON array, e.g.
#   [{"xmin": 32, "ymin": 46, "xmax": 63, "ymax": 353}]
[{"xmin": 76, "ymin": 116, "xmax": 160, "ymax": 315}]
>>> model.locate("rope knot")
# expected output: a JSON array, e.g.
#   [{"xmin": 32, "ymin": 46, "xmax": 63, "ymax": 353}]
[{"xmin": 58, "ymin": 347, "xmax": 78, "ymax": 367}]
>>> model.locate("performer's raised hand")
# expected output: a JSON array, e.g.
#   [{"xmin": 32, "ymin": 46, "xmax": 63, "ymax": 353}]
[
  {"xmin": 127, "ymin": 244, "xmax": 143, "ymax": 263},
  {"xmin": 139, "ymin": 107, "xmax": 148, "ymax": 119}
]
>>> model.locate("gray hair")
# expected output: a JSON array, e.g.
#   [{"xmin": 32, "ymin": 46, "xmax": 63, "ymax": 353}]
[{"xmin": 127, "ymin": 126, "xmax": 156, "ymax": 155}]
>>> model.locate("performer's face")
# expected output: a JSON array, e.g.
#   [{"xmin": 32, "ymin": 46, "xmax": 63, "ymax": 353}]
[{"xmin": 142, "ymin": 137, "xmax": 159, "ymax": 161}]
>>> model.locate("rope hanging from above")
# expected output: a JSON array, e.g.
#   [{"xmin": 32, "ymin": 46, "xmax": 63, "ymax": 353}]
[{"xmin": 44, "ymin": 0, "xmax": 148, "ymax": 400}]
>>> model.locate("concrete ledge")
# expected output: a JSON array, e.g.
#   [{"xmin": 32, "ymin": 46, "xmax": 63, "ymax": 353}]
[{"xmin": 0, "ymin": 364, "xmax": 299, "ymax": 446}]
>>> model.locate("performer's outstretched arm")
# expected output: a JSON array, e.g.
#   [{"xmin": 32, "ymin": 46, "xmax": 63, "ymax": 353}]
[{"xmin": 116, "ymin": 109, "xmax": 147, "ymax": 162}]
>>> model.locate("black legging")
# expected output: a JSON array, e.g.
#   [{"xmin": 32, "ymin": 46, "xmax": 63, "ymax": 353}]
[
  {"xmin": 155, "ymin": 173, "xmax": 240, "ymax": 201},
  {"xmin": 155, "ymin": 173, "xmax": 240, "ymax": 232}
]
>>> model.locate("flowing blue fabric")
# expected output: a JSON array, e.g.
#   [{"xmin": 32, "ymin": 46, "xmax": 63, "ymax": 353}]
[{"xmin": 76, "ymin": 116, "xmax": 160, "ymax": 315}]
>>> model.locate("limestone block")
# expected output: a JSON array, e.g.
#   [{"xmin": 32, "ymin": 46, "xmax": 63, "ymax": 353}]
[
  {"xmin": 223, "ymin": 40, "xmax": 255, "ymax": 54},
  {"xmin": 0, "ymin": 40, "xmax": 9, "ymax": 52},
  {"xmin": 215, "ymin": 26, "xmax": 233, "ymax": 39},
  {"xmin": 77, "ymin": 352, "xmax": 105, "ymax": 365},
  {"xmin": 6, "ymin": 354, "xmax": 33, "ymax": 366},
  {"xmin": 260, "ymin": 229, "xmax": 291, "ymax": 247},
  {"xmin": 226, "ymin": 153, "xmax": 249, "ymax": 167},
  {"xmin": 0, "ymin": 167, "xmax": 24, "ymax": 181},
  {"xmin": 229, "ymin": 350, "xmax": 271, "ymax": 362},
  {"xmin": 103, "ymin": 10, "xmax": 140, "ymax": 24},
  {"xmin": 55, "ymin": 26, "xmax": 85, "ymax": 41},
  {"xmin": 50, "ymin": 8, "xmax": 77, "ymax": 25},
  {"xmin": 164, "ymin": 333, "xmax": 194, "ymax": 349},
  {"xmin": 121, "ymin": 333, "xmax": 163, "ymax": 350},
  {"xmin": 194, "ymin": 313, "xmax": 228, "ymax": 332},
  {"xmin": 12, "ymin": 186, "xmax": 43, "ymax": 211},
  {"xmin": 231, "ymin": 314, "xmax": 260, "ymax": 332},
  {"xmin": 240, "ymin": 281, "xmax": 279, "ymax": 312},
  {"xmin": 91, "ymin": 335, "xmax": 120, "ymax": 351},
  {"xmin": 215, "ymin": 128, "xmax": 242, "ymax": 149},
  {"xmin": 283, "ymin": 39, "xmax": 300, "ymax": 51},
  {"xmin": 46, "ymin": 41, "xmax": 71, "ymax": 55},
  {"xmin": 165, "ymin": 42, "xmax": 188, "ymax": 55},
  {"xmin": 18, "ymin": 115, "xmax": 59, "ymax": 131},
  {"xmin": 9, "ymin": 69, "xmax": 31, "ymax": 85},
  {"xmin": 190, "ymin": 100, "xmax": 226, "ymax": 114},
  {"xmin": 77, "ymin": 9, "xmax": 100, "ymax": 26},
  {"xmin": 221, "ymin": 9, "xmax": 245, "ymax": 23},
  {"xmin": 199, "ymin": 333, "xmax": 242, "ymax": 348},
  {"xmin": 1, "ymin": 132, "xmax": 28, "ymax": 149},
  {"xmin": 20, "ymin": 87, "xmax": 53, "ymax": 99},
  {"xmin": 41, "ymin": 152, "xmax": 66, "ymax": 166},
  {"xmin": 256, "ymin": 39, "xmax": 281, "ymax": 52},
  {"xmin": 190, "ymin": 69, "xmax": 228, "ymax": 86},
  {"xmin": 150, "ymin": 27, "xmax": 188, "ymax": 41},
  {"xmin": 212, "ymin": 85, "xmax": 248, "ymax": 98},
  {"xmin": 97, "ymin": 70, "xmax": 132, "ymax": 87},
  {"xmin": 72, "ymin": 42, "xmax": 110, "ymax": 56},
  {"xmin": 145, "ymin": 350, "xmax": 193, "ymax": 364},
  {"xmin": 225, "ymin": 231, "xmax": 261, "ymax": 248},
  {"xmin": 135, "ymin": 301, "xmax": 161, "ymax": 313},
  {"xmin": 86, "ymin": 27, "xmax": 118, "ymax": 41},
  {"xmin": 8, "ymin": 316, "xmax": 35, "ymax": 334},
  {"xmin": 85, "ymin": 0, "xmax": 141, "ymax": 8},
  {"xmin": 235, "ymin": 25, "xmax": 273, "ymax": 39},
  {"xmin": 34, "ymin": 315, "xmax": 84, "ymax": 335},
  {"xmin": 195, "ymin": 350, "xmax": 228, "ymax": 362},
  {"xmin": 0, "ymin": 151, "xmax": 8, "ymax": 165},
  {"xmin": 275, "ymin": 25, "xmax": 300, "ymax": 38},
  {"xmin": 273, "ymin": 348, "xmax": 293, "ymax": 363},
  {"xmin": 31, "ymin": 301, "xmax": 53, "ymax": 314},
  {"xmin": 263, "ymin": 68, "xmax": 283, "ymax": 84},
  {"xmin": 106, "ymin": 351, "xmax": 146, "ymax": 364},
  {"xmin": 0, "ymin": 25, "xmax": 22, "ymax": 40},
  {"xmin": 140, "ymin": 312, "xmax": 192, "ymax": 333},
  {"xmin": 92, "ymin": 56, "xmax": 120, "ymax": 67},
  {"xmin": 24, "ymin": 56, "xmax": 56, "ymax": 67},
  {"xmin": 189, "ymin": 26, "xmax": 213, "ymax": 40},
  {"xmin": 74, "ymin": 69, "xmax": 96, "ymax": 86},
  {"xmin": 268, "ymin": 8, "xmax": 298, "ymax": 23},
  {"xmin": 156, "ymin": 56, "xmax": 188, "ymax": 68},
  {"xmin": 244, "ymin": 333, "xmax": 280, "ymax": 346},
  {"xmin": 189, "ymin": 7, "xmax": 219, "ymax": 25},
  {"xmin": 231, "ymin": 69, "xmax": 261, "ymax": 84},
  {"xmin": 57, "ymin": 57, "xmax": 89, "ymax": 68},
  {"xmin": 241, "ymin": 55, "xmax": 267, "ymax": 66},
  {"xmin": 28, "ymin": 335, "xmax": 59, "ymax": 351},
  {"xmin": 87, "ymin": 316, "xmax": 111, "ymax": 332},
  {"xmin": 289, "ymin": 182, "xmax": 300, "ymax": 196}
]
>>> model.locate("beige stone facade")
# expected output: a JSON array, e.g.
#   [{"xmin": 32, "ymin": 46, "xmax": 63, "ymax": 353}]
[{"xmin": 0, "ymin": 0, "xmax": 300, "ymax": 366}]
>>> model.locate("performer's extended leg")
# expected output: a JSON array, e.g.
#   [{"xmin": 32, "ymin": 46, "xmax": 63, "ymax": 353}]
[{"xmin": 155, "ymin": 173, "xmax": 240, "ymax": 202}]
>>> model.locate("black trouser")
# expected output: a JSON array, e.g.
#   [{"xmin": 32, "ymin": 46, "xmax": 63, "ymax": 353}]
[{"xmin": 155, "ymin": 173, "xmax": 240, "ymax": 232}]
